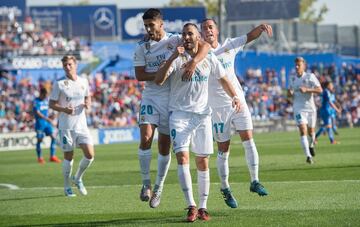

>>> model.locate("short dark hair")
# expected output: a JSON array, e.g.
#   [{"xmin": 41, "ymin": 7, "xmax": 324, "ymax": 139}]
[
  {"xmin": 183, "ymin": 23, "xmax": 199, "ymax": 31},
  {"xmin": 323, "ymin": 81, "xmax": 332, "ymax": 89},
  {"xmin": 201, "ymin": 18, "xmax": 217, "ymax": 25},
  {"xmin": 40, "ymin": 87, "xmax": 48, "ymax": 95},
  {"xmin": 295, "ymin": 56, "xmax": 305, "ymax": 63},
  {"xmin": 142, "ymin": 8, "xmax": 163, "ymax": 20}
]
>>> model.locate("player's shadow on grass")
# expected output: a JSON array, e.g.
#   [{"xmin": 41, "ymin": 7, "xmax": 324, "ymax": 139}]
[
  {"xmin": 0, "ymin": 194, "xmax": 63, "ymax": 202},
  {"xmin": 14, "ymin": 217, "xmax": 185, "ymax": 227},
  {"xmin": 13, "ymin": 213, "xmax": 228, "ymax": 226}
]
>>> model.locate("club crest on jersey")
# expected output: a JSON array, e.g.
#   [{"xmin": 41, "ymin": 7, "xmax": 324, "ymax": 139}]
[
  {"xmin": 64, "ymin": 80, "xmax": 69, "ymax": 86},
  {"xmin": 180, "ymin": 54, "xmax": 188, "ymax": 63},
  {"xmin": 224, "ymin": 48, "xmax": 230, "ymax": 54},
  {"xmin": 167, "ymin": 43, "xmax": 174, "ymax": 50}
]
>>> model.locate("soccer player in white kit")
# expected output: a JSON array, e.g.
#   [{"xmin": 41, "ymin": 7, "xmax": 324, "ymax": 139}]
[
  {"xmin": 49, "ymin": 55, "xmax": 94, "ymax": 197},
  {"xmin": 201, "ymin": 19, "xmax": 272, "ymax": 208},
  {"xmin": 133, "ymin": 8, "xmax": 210, "ymax": 208},
  {"xmin": 154, "ymin": 23, "xmax": 241, "ymax": 222},
  {"xmin": 287, "ymin": 57, "xmax": 322, "ymax": 164}
]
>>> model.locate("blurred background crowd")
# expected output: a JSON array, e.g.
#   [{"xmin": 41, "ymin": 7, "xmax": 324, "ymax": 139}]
[{"xmin": 1, "ymin": 62, "xmax": 358, "ymax": 133}]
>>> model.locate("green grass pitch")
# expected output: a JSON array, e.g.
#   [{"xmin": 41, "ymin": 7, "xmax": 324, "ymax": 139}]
[{"xmin": 0, "ymin": 128, "xmax": 359, "ymax": 226}]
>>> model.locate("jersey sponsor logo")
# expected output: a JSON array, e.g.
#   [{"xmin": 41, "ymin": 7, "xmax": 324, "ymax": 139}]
[
  {"xmin": 39, "ymin": 105, "xmax": 48, "ymax": 111},
  {"xmin": 219, "ymin": 58, "xmax": 232, "ymax": 69},
  {"xmin": 156, "ymin": 53, "xmax": 166, "ymax": 61},
  {"xmin": 147, "ymin": 61, "xmax": 162, "ymax": 68},
  {"xmin": 147, "ymin": 53, "xmax": 167, "ymax": 68},
  {"xmin": 182, "ymin": 74, "xmax": 208, "ymax": 82}
]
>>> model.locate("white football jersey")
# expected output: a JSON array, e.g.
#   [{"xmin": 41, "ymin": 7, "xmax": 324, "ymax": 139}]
[
  {"xmin": 50, "ymin": 76, "xmax": 90, "ymax": 130},
  {"xmin": 289, "ymin": 72, "xmax": 321, "ymax": 113},
  {"xmin": 168, "ymin": 52, "xmax": 226, "ymax": 115},
  {"xmin": 208, "ymin": 36, "xmax": 247, "ymax": 108},
  {"xmin": 133, "ymin": 33, "xmax": 181, "ymax": 98}
]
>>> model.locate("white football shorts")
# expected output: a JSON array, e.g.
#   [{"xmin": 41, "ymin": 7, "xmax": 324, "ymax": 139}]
[
  {"xmin": 58, "ymin": 129, "xmax": 93, "ymax": 152},
  {"xmin": 169, "ymin": 111, "xmax": 213, "ymax": 156},
  {"xmin": 294, "ymin": 110, "xmax": 317, "ymax": 128},
  {"xmin": 138, "ymin": 97, "xmax": 169, "ymax": 135},
  {"xmin": 211, "ymin": 103, "xmax": 253, "ymax": 142}
]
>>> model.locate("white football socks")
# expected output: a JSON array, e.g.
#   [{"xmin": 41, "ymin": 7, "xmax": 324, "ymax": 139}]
[
  {"xmin": 155, "ymin": 153, "xmax": 171, "ymax": 192},
  {"xmin": 243, "ymin": 139, "xmax": 259, "ymax": 182},
  {"xmin": 300, "ymin": 136, "xmax": 311, "ymax": 157},
  {"xmin": 216, "ymin": 151, "xmax": 230, "ymax": 189},
  {"xmin": 178, "ymin": 164, "xmax": 196, "ymax": 207},
  {"xmin": 74, "ymin": 157, "xmax": 94, "ymax": 182},
  {"xmin": 62, "ymin": 159, "xmax": 73, "ymax": 188},
  {"xmin": 138, "ymin": 148, "xmax": 152, "ymax": 186},
  {"xmin": 309, "ymin": 133, "xmax": 316, "ymax": 148},
  {"xmin": 197, "ymin": 169, "xmax": 210, "ymax": 209}
]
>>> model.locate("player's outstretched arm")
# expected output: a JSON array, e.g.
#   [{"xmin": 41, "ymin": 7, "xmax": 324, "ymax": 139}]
[
  {"xmin": 135, "ymin": 67, "xmax": 157, "ymax": 82},
  {"xmin": 218, "ymin": 76, "xmax": 241, "ymax": 112},
  {"xmin": 49, "ymin": 100, "xmax": 73, "ymax": 115},
  {"xmin": 299, "ymin": 86, "xmax": 322, "ymax": 94},
  {"xmin": 154, "ymin": 46, "xmax": 183, "ymax": 85},
  {"xmin": 246, "ymin": 24, "xmax": 273, "ymax": 44},
  {"xmin": 182, "ymin": 40, "xmax": 210, "ymax": 80}
]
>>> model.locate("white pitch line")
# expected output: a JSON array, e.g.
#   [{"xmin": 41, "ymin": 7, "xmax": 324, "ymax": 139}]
[
  {"xmin": 3, "ymin": 179, "xmax": 359, "ymax": 191},
  {"xmin": 0, "ymin": 184, "xmax": 20, "ymax": 190}
]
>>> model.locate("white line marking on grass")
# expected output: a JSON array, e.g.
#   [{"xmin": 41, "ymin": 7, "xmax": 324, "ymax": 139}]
[
  {"xmin": 0, "ymin": 184, "xmax": 19, "ymax": 190},
  {"xmin": 11, "ymin": 179, "xmax": 360, "ymax": 191}
]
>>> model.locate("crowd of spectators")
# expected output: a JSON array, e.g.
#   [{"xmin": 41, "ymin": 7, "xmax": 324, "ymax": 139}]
[
  {"xmin": 0, "ymin": 62, "xmax": 359, "ymax": 133},
  {"xmin": 242, "ymin": 62, "xmax": 360, "ymax": 127},
  {"xmin": 0, "ymin": 71, "xmax": 142, "ymax": 133},
  {"xmin": 0, "ymin": 17, "xmax": 84, "ymax": 59}
]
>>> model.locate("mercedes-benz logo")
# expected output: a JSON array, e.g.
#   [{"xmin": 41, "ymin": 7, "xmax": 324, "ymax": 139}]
[{"xmin": 93, "ymin": 7, "xmax": 114, "ymax": 30}]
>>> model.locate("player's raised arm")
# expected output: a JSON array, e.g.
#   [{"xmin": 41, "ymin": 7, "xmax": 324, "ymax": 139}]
[
  {"xmin": 246, "ymin": 24, "xmax": 273, "ymax": 44},
  {"xmin": 154, "ymin": 46, "xmax": 183, "ymax": 85},
  {"xmin": 182, "ymin": 40, "xmax": 210, "ymax": 80}
]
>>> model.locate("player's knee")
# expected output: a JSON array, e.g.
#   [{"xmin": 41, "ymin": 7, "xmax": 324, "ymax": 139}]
[
  {"xmin": 85, "ymin": 154, "xmax": 94, "ymax": 160},
  {"xmin": 218, "ymin": 143, "xmax": 230, "ymax": 153},
  {"xmin": 195, "ymin": 156, "xmax": 209, "ymax": 171},
  {"xmin": 176, "ymin": 152, "xmax": 189, "ymax": 165},
  {"xmin": 140, "ymin": 135, "xmax": 153, "ymax": 149},
  {"xmin": 239, "ymin": 130, "xmax": 253, "ymax": 141}
]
